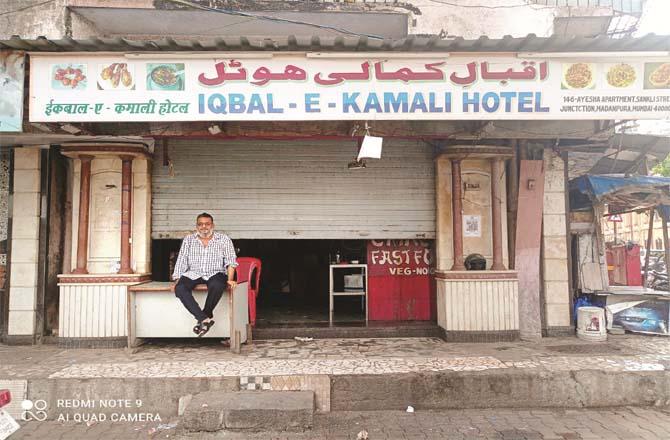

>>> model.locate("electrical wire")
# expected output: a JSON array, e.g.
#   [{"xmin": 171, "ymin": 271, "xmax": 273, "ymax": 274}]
[
  {"xmin": 425, "ymin": 0, "xmax": 554, "ymax": 10},
  {"xmin": 162, "ymin": 0, "xmax": 386, "ymax": 40}
]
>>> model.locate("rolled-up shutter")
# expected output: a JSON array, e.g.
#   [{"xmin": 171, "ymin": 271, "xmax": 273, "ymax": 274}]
[{"xmin": 152, "ymin": 139, "xmax": 435, "ymax": 239}]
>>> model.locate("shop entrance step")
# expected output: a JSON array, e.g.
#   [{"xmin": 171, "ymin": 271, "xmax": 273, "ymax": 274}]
[{"xmin": 253, "ymin": 322, "xmax": 442, "ymax": 339}]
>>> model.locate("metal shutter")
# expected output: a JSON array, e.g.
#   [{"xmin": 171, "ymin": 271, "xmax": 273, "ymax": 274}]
[{"xmin": 152, "ymin": 139, "xmax": 435, "ymax": 239}]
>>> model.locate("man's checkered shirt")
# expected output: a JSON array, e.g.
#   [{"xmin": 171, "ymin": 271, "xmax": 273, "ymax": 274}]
[{"xmin": 172, "ymin": 232, "xmax": 238, "ymax": 281}]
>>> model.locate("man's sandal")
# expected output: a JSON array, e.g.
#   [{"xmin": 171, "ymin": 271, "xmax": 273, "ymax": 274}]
[
  {"xmin": 193, "ymin": 322, "xmax": 203, "ymax": 335},
  {"xmin": 198, "ymin": 320, "xmax": 215, "ymax": 337}
]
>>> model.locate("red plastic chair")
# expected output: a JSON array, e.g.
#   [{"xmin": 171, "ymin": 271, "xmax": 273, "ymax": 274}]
[{"xmin": 236, "ymin": 257, "xmax": 262, "ymax": 326}]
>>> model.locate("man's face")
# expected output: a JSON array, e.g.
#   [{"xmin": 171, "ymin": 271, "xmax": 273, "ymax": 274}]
[{"xmin": 196, "ymin": 217, "xmax": 214, "ymax": 238}]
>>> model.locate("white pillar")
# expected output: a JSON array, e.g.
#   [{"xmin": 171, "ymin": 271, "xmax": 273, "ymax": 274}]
[
  {"xmin": 7, "ymin": 148, "xmax": 41, "ymax": 339},
  {"xmin": 542, "ymin": 150, "xmax": 571, "ymax": 334}
]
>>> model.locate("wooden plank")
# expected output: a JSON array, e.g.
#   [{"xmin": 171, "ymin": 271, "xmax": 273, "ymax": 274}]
[
  {"xmin": 644, "ymin": 208, "xmax": 655, "ymax": 287},
  {"xmin": 514, "ymin": 160, "xmax": 545, "ymax": 341}
]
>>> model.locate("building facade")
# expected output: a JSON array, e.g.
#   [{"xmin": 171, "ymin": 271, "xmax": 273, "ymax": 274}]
[{"xmin": 0, "ymin": 0, "xmax": 667, "ymax": 345}]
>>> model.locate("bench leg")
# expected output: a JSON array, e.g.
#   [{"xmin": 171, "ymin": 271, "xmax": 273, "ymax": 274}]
[
  {"xmin": 246, "ymin": 323, "xmax": 253, "ymax": 345},
  {"xmin": 126, "ymin": 337, "xmax": 145, "ymax": 355},
  {"xmin": 232, "ymin": 330, "xmax": 242, "ymax": 354}
]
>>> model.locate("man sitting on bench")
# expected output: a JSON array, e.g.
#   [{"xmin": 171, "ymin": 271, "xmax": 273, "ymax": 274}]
[{"xmin": 172, "ymin": 213, "xmax": 238, "ymax": 336}]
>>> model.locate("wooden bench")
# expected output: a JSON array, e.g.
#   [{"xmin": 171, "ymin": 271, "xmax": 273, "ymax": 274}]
[{"xmin": 127, "ymin": 281, "xmax": 249, "ymax": 352}]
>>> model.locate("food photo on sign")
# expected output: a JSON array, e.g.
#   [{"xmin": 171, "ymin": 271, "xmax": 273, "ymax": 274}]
[
  {"xmin": 645, "ymin": 62, "xmax": 670, "ymax": 89},
  {"xmin": 146, "ymin": 63, "xmax": 185, "ymax": 91},
  {"xmin": 561, "ymin": 62, "xmax": 596, "ymax": 90},
  {"xmin": 603, "ymin": 63, "xmax": 639, "ymax": 89},
  {"xmin": 97, "ymin": 62, "xmax": 134, "ymax": 90},
  {"xmin": 51, "ymin": 64, "xmax": 87, "ymax": 90}
]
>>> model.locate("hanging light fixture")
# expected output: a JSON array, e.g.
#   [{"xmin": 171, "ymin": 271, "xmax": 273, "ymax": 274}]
[
  {"xmin": 347, "ymin": 122, "xmax": 382, "ymax": 170},
  {"xmin": 348, "ymin": 137, "xmax": 367, "ymax": 170},
  {"xmin": 357, "ymin": 122, "xmax": 383, "ymax": 161}
]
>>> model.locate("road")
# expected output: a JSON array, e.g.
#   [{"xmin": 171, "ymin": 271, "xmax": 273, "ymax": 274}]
[{"xmin": 8, "ymin": 406, "xmax": 670, "ymax": 439}]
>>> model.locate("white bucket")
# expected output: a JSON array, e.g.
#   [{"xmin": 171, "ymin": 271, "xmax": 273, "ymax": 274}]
[{"xmin": 576, "ymin": 306, "xmax": 607, "ymax": 342}]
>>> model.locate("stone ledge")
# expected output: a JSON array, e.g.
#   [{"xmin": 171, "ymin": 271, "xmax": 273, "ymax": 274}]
[
  {"xmin": 3, "ymin": 335, "xmax": 36, "ymax": 345},
  {"xmin": 435, "ymin": 270, "xmax": 518, "ymax": 280},
  {"xmin": 57, "ymin": 337, "xmax": 127, "ymax": 349},
  {"xmin": 440, "ymin": 328, "xmax": 520, "ymax": 342},
  {"xmin": 182, "ymin": 390, "xmax": 314, "ymax": 432},
  {"xmin": 58, "ymin": 273, "xmax": 151, "ymax": 284},
  {"xmin": 543, "ymin": 326, "xmax": 575, "ymax": 337}
]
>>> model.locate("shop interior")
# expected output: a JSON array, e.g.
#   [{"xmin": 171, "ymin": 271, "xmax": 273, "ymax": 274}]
[{"xmin": 152, "ymin": 239, "xmax": 369, "ymax": 326}]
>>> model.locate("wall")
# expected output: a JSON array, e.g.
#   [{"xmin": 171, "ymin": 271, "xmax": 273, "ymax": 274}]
[
  {"xmin": 2, "ymin": 0, "xmax": 611, "ymax": 40},
  {"xmin": 399, "ymin": 0, "xmax": 556, "ymax": 39},
  {"xmin": 0, "ymin": 0, "xmax": 68, "ymax": 39},
  {"xmin": 542, "ymin": 149, "xmax": 571, "ymax": 333}
]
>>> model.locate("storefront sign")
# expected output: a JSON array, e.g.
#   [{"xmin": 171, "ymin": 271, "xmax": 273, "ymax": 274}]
[
  {"xmin": 0, "ymin": 51, "xmax": 25, "ymax": 132},
  {"xmin": 368, "ymin": 239, "xmax": 434, "ymax": 277},
  {"xmin": 29, "ymin": 54, "xmax": 670, "ymax": 122}
]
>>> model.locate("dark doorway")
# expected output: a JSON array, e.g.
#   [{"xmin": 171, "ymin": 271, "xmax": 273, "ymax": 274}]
[{"xmin": 151, "ymin": 238, "xmax": 368, "ymax": 325}]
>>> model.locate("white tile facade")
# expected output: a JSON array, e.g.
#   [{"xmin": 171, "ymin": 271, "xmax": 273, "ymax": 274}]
[
  {"xmin": 542, "ymin": 150, "xmax": 571, "ymax": 328},
  {"xmin": 8, "ymin": 149, "xmax": 41, "ymax": 336}
]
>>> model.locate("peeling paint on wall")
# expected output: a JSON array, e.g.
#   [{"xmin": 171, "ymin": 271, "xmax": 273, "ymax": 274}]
[{"xmin": 0, "ymin": 51, "xmax": 24, "ymax": 132}]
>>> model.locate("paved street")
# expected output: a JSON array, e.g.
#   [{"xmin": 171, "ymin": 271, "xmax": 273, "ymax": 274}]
[
  {"xmin": 4, "ymin": 335, "xmax": 670, "ymax": 439},
  {"xmin": 3, "ymin": 335, "xmax": 670, "ymax": 381},
  {"xmin": 8, "ymin": 406, "xmax": 670, "ymax": 439}
]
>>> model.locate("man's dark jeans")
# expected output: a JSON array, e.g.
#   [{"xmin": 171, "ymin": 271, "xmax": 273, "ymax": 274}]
[{"xmin": 175, "ymin": 273, "xmax": 227, "ymax": 322}]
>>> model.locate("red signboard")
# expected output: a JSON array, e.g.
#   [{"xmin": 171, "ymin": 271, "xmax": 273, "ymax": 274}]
[{"xmin": 366, "ymin": 240, "xmax": 436, "ymax": 321}]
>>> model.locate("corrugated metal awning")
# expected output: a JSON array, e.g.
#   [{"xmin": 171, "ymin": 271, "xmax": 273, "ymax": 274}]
[
  {"xmin": 2, "ymin": 33, "xmax": 669, "ymax": 53},
  {"xmin": 568, "ymin": 134, "xmax": 670, "ymax": 178},
  {"xmin": 69, "ymin": 7, "xmax": 408, "ymax": 39}
]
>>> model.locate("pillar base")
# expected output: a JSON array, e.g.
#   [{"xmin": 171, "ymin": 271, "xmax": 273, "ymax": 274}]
[{"xmin": 3, "ymin": 335, "xmax": 37, "ymax": 345}]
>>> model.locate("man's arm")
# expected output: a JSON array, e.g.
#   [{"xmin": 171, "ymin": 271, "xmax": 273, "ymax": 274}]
[
  {"xmin": 222, "ymin": 236, "xmax": 238, "ymax": 270},
  {"xmin": 227, "ymin": 264, "xmax": 236, "ymax": 291},
  {"xmin": 172, "ymin": 237, "xmax": 190, "ymax": 281},
  {"xmin": 222, "ymin": 236, "xmax": 238, "ymax": 290}
]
